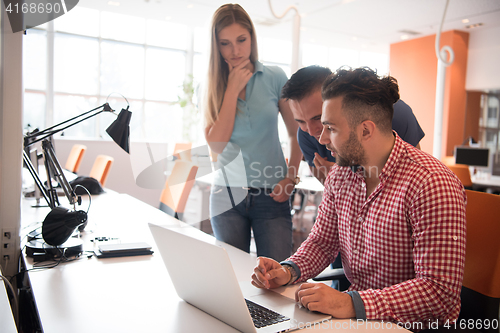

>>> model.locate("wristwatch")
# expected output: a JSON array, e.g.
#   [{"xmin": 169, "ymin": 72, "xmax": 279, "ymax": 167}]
[
  {"xmin": 287, "ymin": 176, "xmax": 300, "ymax": 185},
  {"xmin": 282, "ymin": 264, "xmax": 298, "ymax": 285}
]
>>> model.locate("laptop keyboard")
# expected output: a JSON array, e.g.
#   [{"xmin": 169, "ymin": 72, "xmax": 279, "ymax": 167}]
[{"xmin": 245, "ymin": 299, "xmax": 290, "ymax": 329}]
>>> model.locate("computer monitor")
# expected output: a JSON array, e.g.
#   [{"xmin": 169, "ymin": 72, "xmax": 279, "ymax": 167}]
[{"xmin": 454, "ymin": 146, "xmax": 490, "ymax": 167}]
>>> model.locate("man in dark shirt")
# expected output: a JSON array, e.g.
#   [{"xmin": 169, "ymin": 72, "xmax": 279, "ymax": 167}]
[{"xmin": 282, "ymin": 65, "xmax": 425, "ymax": 184}]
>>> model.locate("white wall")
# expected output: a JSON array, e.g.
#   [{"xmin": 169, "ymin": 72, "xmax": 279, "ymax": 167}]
[
  {"xmin": 0, "ymin": 11, "xmax": 23, "ymax": 277},
  {"xmin": 466, "ymin": 26, "xmax": 500, "ymax": 91}
]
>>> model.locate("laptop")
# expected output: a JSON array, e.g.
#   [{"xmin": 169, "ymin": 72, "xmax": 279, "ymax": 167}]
[{"xmin": 148, "ymin": 223, "xmax": 331, "ymax": 333}]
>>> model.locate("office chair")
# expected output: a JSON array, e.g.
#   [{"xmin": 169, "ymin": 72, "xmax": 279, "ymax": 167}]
[
  {"xmin": 89, "ymin": 155, "xmax": 114, "ymax": 187},
  {"xmin": 64, "ymin": 144, "xmax": 87, "ymax": 173},
  {"xmin": 311, "ymin": 260, "xmax": 350, "ymax": 291},
  {"xmin": 459, "ymin": 190, "xmax": 500, "ymax": 332},
  {"xmin": 173, "ymin": 142, "xmax": 192, "ymax": 161},
  {"xmin": 209, "ymin": 148, "xmax": 218, "ymax": 162},
  {"xmin": 159, "ymin": 159, "xmax": 198, "ymax": 221},
  {"xmin": 442, "ymin": 155, "xmax": 456, "ymax": 167},
  {"xmin": 448, "ymin": 164, "xmax": 473, "ymax": 189}
]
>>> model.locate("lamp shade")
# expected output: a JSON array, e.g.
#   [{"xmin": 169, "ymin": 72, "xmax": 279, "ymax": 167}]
[
  {"xmin": 106, "ymin": 107, "xmax": 132, "ymax": 154},
  {"xmin": 42, "ymin": 207, "xmax": 88, "ymax": 246}
]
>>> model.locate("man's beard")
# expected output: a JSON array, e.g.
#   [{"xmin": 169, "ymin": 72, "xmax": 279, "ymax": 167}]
[{"xmin": 328, "ymin": 131, "xmax": 366, "ymax": 167}]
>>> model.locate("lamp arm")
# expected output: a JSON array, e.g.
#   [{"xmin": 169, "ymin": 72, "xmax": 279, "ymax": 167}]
[
  {"xmin": 24, "ymin": 103, "xmax": 112, "ymax": 147},
  {"xmin": 42, "ymin": 149, "xmax": 61, "ymax": 209},
  {"xmin": 23, "ymin": 150, "xmax": 52, "ymax": 207},
  {"xmin": 42, "ymin": 140, "xmax": 78, "ymax": 209}
]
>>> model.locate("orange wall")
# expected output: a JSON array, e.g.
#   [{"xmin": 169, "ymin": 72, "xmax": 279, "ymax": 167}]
[
  {"xmin": 464, "ymin": 91, "xmax": 481, "ymax": 143},
  {"xmin": 390, "ymin": 30, "xmax": 469, "ymax": 157}
]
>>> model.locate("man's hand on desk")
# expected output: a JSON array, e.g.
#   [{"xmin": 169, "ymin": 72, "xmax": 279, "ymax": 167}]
[
  {"xmin": 251, "ymin": 257, "xmax": 356, "ymax": 319},
  {"xmin": 251, "ymin": 257, "xmax": 290, "ymax": 289},
  {"xmin": 295, "ymin": 283, "xmax": 355, "ymax": 319}
]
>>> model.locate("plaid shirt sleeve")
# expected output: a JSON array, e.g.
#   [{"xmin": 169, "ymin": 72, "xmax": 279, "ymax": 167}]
[
  {"xmin": 358, "ymin": 170, "xmax": 466, "ymax": 326},
  {"xmin": 286, "ymin": 165, "xmax": 342, "ymax": 281}
]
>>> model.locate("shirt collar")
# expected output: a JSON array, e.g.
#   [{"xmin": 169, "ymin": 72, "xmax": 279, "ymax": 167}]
[
  {"xmin": 379, "ymin": 131, "xmax": 406, "ymax": 183},
  {"xmin": 254, "ymin": 60, "xmax": 264, "ymax": 73}
]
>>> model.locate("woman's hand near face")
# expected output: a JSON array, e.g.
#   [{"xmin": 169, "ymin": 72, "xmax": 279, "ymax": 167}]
[
  {"xmin": 226, "ymin": 59, "xmax": 253, "ymax": 96},
  {"xmin": 205, "ymin": 59, "xmax": 253, "ymax": 153}
]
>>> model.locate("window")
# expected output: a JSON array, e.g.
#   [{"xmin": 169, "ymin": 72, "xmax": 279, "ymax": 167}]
[
  {"xmin": 53, "ymin": 95, "xmax": 99, "ymax": 137},
  {"xmin": 302, "ymin": 44, "xmax": 329, "ymax": 67},
  {"xmin": 54, "ymin": 33, "xmax": 99, "ymax": 95},
  {"xmin": 22, "ymin": 7, "xmax": 198, "ymax": 144},
  {"xmin": 147, "ymin": 20, "xmax": 188, "ymax": 50},
  {"xmin": 329, "ymin": 47, "xmax": 359, "ymax": 70},
  {"xmin": 359, "ymin": 51, "xmax": 389, "ymax": 76},
  {"xmin": 23, "ymin": 92, "xmax": 46, "ymax": 131},
  {"xmin": 145, "ymin": 47, "xmax": 186, "ymax": 102},
  {"xmin": 100, "ymin": 40, "xmax": 145, "ymax": 99}
]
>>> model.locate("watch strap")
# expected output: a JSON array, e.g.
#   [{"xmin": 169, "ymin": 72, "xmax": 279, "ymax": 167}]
[
  {"xmin": 287, "ymin": 176, "xmax": 300, "ymax": 185},
  {"xmin": 282, "ymin": 264, "xmax": 298, "ymax": 285}
]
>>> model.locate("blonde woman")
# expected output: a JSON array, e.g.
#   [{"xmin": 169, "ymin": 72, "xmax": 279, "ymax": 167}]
[{"xmin": 204, "ymin": 4, "xmax": 302, "ymax": 261}]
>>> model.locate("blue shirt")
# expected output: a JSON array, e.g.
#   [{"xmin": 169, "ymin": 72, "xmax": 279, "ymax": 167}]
[
  {"xmin": 298, "ymin": 99, "xmax": 425, "ymax": 166},
  {"xmin": 214, "ymin": 61, "xmax": 288, "ymax": 188}
]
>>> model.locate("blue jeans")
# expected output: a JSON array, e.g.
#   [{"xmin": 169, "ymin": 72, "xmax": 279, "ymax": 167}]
[{"xmin": 209, "ymin": 186, "xmax": 293, "ymax": 262}]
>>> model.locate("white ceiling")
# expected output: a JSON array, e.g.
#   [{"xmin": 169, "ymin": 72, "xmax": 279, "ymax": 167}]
[{"xmin": 79, "ymin": 0, "xmax": 500, "ymax": 53}]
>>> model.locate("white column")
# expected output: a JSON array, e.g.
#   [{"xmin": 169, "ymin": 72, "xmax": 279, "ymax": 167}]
[{"xmin": 433, "ymin": 54, "xmax": 446, "ymax": 159}]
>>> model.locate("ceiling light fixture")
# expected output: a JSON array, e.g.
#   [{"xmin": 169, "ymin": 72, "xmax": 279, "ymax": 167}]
[
  {"xmin": 462, "ymin": 18, "xmax": 469, "ymax": 23},
  {"xmin": 108, "ymin": 1, "xmax": 120, "ymax": 6},
  {"xmin": 398, "ymin": 29, "xmax": 421, "ymax": 36},
  {"xmin": 465, "ymin": 23, "xmax": 483, "ymax": 29},
  {"xmin": 400, "ymin": 35, "xmax": 409, "ymax": 40}
]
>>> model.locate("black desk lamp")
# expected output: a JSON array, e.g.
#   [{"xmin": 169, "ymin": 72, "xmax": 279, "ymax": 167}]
[{"xmin": 24, "ymin": 102, "xmax": 131, "ymax": 251}]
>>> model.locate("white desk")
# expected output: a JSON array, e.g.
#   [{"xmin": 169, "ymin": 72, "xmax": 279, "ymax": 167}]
[
  {"xmin": 296, "ymin": 176, "xmax": 324, "ymax": 193},
  {"xmin": 20, "ymin": 192, "xmax": 405, "ymax": 333},
  {"xmin": 294, "ymin": 177, "xmax": 324, "ymax": 231},
  {"xmin": 471, "ymin": 175, "xmax": 500, "ymax": 193}
]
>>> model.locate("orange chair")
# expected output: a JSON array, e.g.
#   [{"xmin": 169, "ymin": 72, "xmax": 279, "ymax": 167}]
[
  {"xmin": 159, "ymin": 160, "xmax": 198, "ymax": 221},
  {"xmin": 447, "ymin": 164, "xmax": 473, "ymax": 189},
  {"xmin": 210, "ymin": 149, "xmax": 218, "ymax": 163},
  {"xmin": 65, "ymin": 144, "xmax": 87, "ymax": 173},
  {"xmin": 89, "ymin": 155, "xmax": 114, "ymax": 187},
  {"xmin": 441, "ymin": 155, "xmax": 456, "ymax": 167},
  {"xmin": 459, "ymin": 190, "xmax": 500, "ymax": 327},
  {"xmin": 173, "ymin": 142, "xmax": 192, "ymax": 161}
]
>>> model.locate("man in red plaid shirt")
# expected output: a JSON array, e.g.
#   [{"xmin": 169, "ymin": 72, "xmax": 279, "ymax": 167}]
[{"xmin": 252, "ymin": 67, "xmax": 466, "ymax": 329}]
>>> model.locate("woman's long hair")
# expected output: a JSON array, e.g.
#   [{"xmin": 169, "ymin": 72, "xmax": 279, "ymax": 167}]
[{"xmin": 203, "ymin": 3, "xmax": 258, "ymax": 127}]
